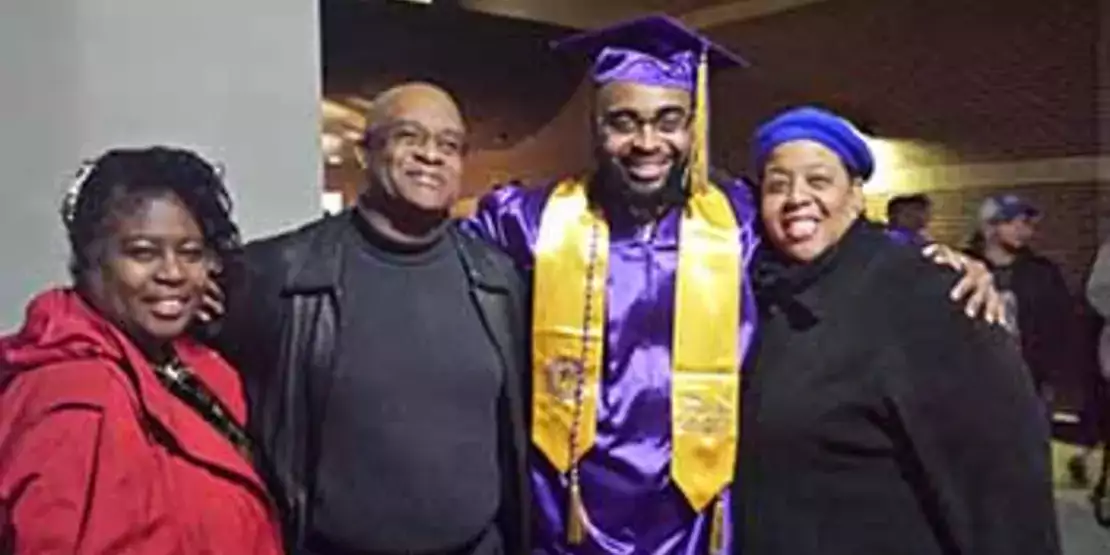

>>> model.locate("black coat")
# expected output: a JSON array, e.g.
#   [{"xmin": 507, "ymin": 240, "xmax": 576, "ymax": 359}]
[
  {"xmin": 734, "ymin": 222, "xmax": 1060, "ymax": 555},
  {"xmin": 966, "ymin": 239, "xmax": 1076, "ymax": 391},
  {"xmin": 207, "ymin": 213, "xmax": 532, "ymax": 554}
]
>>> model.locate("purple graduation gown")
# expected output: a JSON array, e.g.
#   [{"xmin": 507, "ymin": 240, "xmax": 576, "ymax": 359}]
[
  {"xmin": 884, "ymin": 225, "xmax": 931, "ymax": 248},
  {"xmin": 463, "ymin": 181, "xmax": 760, "ymax": 555}
]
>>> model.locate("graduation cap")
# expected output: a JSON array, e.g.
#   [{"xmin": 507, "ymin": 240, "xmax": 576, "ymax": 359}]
[
  {"xmin": 552, "ymin": 15, "xmax": 749, "ymax": 190},
  {"xmin": 552, "ymin": 14, "xmax": 748, "ymax": 91}
]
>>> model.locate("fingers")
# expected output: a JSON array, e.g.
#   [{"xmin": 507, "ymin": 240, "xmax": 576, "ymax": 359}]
[
  {"xmin": 964, "ymin": 282, "xmax": 989, "ymax": 319},
  {"xmin": 950, "ymin": 270, "xmax": 1003, "ymax": 324},
  {"xmin": 965, "ymin": 259, "xmax": 989, "ymax": 278},
  {"xmin": 204, "ymin": 276, "xmax": 225, "ymax": 302},
  {"xmin": 985, "ymin": 290, "xmax": 1006, "ymax": 326},
  {"xmin": 197, "ymin": 295, "xmax": 224, "ymax": 323},
  {"xmin": 949, "ymin": 273, "xmax": 974, "ymax": 302},
  {"xmin": 924, "ymin": 244, "xmax": 965, "ymax": 272},
  {"xmin": 196, "ymin": 274, "xmax": 226, "ymax": 324}
]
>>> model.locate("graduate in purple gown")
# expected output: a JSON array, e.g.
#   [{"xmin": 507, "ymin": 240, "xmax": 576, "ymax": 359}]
[
  {"xmin": 465, "ymin": 16, "xmax": 752, "ymax": 554},
  {"xmin": 462, "ymin": 16, "xmax": 1001, "ymax": 555}
]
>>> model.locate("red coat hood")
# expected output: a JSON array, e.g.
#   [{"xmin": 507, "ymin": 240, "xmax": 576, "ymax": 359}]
[
  {"xmin": 0, "ymin": 289, "xmax": 213, "ymax": 380},
  {"xmin": 0, "ymin": 289, "xmax": 131, "ymax": 375}
]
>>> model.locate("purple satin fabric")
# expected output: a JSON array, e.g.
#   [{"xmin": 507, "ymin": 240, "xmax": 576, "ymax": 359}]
[
  {"xmin": 462, "ymin": 182, "xmax": 760, "ymax": 555},
  {"xmin": 593, "ymin": 47, "xmax": 696, "ymax": 91},
  {"xmin": 884, "ymin": 225, "xmax": 931, "ymax": 248}
]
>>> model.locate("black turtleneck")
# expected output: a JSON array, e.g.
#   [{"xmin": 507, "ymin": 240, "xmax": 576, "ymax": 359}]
[{"xmin": 309, "ymin": 212, "xmax": 504, "ymax": 554}]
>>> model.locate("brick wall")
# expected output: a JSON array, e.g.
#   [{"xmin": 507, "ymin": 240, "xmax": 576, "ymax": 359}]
[
  {"xmin": 702, "ymin": 0, "xmax": 1106, "ymax": 296},
  {"xmin": 706, "ymin": 0, "xmax": 1099, "ymax": 168}
]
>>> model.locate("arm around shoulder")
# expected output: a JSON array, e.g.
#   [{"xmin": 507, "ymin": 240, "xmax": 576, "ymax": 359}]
[
  {"xmin": 458, "ymin": 182, "xmax": 551, "ymax": 267},
  {"xmin": 199, "ymin": 240, "xmax": 283, "ymax": 373}
]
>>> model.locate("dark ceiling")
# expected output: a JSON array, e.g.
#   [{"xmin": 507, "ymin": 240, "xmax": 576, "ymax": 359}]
[{"xmin": 322, "ymin": 0, "xmax": 587, "ymax": 148}]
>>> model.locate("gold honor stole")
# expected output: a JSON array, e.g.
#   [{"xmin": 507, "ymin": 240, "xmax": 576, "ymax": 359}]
[{"xmin": 532, "ymin": 176, "xmax": 742, "ymax": 548}]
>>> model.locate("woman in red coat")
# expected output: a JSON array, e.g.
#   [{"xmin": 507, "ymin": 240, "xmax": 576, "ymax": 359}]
[{"xmin": 0, "ymin": 147, "xmax": 282, "ymax": 554}]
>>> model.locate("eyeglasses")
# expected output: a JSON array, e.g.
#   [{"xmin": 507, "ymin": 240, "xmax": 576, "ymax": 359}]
[
  {"xmin": 599, "ymin": 109, "xmax": 692, "ymax": 137},
  {"xmin": 367, "ymin": 121, "xmax": 468, "ymax": 157}
]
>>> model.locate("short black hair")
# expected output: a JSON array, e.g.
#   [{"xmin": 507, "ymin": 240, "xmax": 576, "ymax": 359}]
[
  {"xmin": 886, "ymin": 193, "xmax": 932, "ymax": 221},
  {"xmin": 62, "ymin": 146, "xmax": 241, "ymax": 282}
]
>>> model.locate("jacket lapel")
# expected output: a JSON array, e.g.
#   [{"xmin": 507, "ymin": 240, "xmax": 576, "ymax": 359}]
[
  {"xmin": 273, "ymin": 214, "xmax": 348, "ymax": 549},
  {"xmin": 451, "ymin": 228, "xmax": 531, "ymax": 553},
  {"xmin": 283, "ymin": 212, "xmax": 349, "ymax": 296}
]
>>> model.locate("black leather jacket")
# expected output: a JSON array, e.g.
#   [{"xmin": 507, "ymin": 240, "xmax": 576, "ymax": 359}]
[{"xmin": 208, "ymin": 212, "xmax": 531, "ymax": 554}]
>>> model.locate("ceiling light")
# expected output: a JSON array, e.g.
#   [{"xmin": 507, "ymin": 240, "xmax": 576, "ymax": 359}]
[{"xmin": 321, "ymin": 133, "xmax": 344, "ymax": 155}]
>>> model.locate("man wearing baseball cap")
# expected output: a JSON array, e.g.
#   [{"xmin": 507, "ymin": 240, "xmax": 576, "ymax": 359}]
[{"xmin": 967, "ymin": 194, "xmax": 1074, "ymax": 401}]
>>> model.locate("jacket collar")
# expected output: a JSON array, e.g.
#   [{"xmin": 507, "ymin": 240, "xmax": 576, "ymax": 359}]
[
  {"xmin": 449, "ymin": 226, "xmax": 514, "ymax": 293},
  {"xmin": 283, "ymin": 212, "xmax": 349, "ymax": 294}
]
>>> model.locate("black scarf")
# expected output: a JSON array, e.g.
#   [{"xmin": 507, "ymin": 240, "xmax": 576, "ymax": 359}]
[{"xmin": 753, "ymin": 218, "xmax": 870, "ymax": 317}]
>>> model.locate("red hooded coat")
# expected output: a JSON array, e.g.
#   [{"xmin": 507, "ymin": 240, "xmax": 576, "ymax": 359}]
[{"xmin": 0, "ymin": 289, "xmax": 282, "ymax": 554}]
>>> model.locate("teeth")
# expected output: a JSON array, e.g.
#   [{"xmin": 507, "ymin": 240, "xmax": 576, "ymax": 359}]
[
  {"xmin": 785, "ymin": 219, "xmax": 818, "ymax": 240},
  {"xmin": 154, "ymin": 299, "xmax": 184, "ymax": 312},
  {"xmin": 631, "ymin": 168, "xmax": 664, "ymax": 180}
]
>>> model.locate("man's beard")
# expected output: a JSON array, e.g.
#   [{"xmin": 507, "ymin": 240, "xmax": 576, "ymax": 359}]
[{"xmin": 593, "ymin": 156, "xmax": 689, "ymax": 222}]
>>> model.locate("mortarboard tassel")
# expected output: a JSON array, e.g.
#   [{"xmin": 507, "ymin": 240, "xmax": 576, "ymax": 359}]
[
  {"xmin": 709, "ymin": 495, "xmax": 725, "ymax": 554},
  {"xmin": 567, "ymin": 477, "xmax": 587, "ymax": 544},
  {"xmin": 689, "ymin": 48, "xmax": 711, "ymax": 195}
]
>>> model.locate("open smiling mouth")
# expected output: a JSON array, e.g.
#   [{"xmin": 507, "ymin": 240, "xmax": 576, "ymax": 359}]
[
  {"xmin": 406, "ymin": 169, "xmax": 444, "ymax": 188},
  {"xmin": 625, "ymin": 159, "xmax": 671, "ymax": 182},
  {"xmin": 783, "ymin": 216, "xmax": 820, "ymax": 241},
  {"xmin": 147, "ymin": 296, "xmax": 191, "ymax": 319}
]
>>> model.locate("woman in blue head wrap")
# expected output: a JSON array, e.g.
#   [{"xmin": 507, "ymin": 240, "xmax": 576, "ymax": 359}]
[
  {"xmin": 733, "ymin": 107, "xmax": 1062, "ymax": 555},
  {"xmin": 752, "ymin": 106, "xmax": 876, "ymax": 262}
]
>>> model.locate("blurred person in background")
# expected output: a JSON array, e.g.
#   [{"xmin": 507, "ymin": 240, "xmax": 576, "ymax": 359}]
[
  {"xmin": 885, "ymin": 193, "xmax": 933, "ymax": 246},
  {"xmin": 966, "ymin": 194, "xmax": 1075, "ymax": 404},
  {"xmin": 1067, "ymin": 237, "xmax": 1110, "ymax": 492},
  {"xmin": 0, "ymin": 147, "xmax": 282, "ymax": 554}
]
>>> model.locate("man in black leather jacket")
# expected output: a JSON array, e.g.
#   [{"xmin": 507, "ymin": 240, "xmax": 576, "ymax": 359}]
[{"xmin": 203, "ymin": 82, "xmax": 530, "ymax": 555}]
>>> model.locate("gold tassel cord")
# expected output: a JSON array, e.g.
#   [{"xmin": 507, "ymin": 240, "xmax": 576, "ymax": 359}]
[
  {"xmin": 689, "ymin": 49, "xmax": 710, "ymax": 195},
  {"xmin": 566, "ymin": 479, "xmax": 587, "ymax": 544},
  {"xmin": 709, "ymin": 496, "xmax": 725, "ymax": 554}
]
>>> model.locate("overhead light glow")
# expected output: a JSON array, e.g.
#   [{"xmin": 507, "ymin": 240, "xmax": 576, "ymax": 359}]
[
  {"xmin": 860, "ymin": 136, "xmax": 951, "ymax": 195},
  {"xmin": 321, "ymin": 191, "xmax": 345, "ymax": 215},
  {"xmin": 321, "ymin": 133, "xmax": 343, "ymax": 155},
  {"xmin": 863, "ymin": 136, "xmax": 898, "ymax": 194}
]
